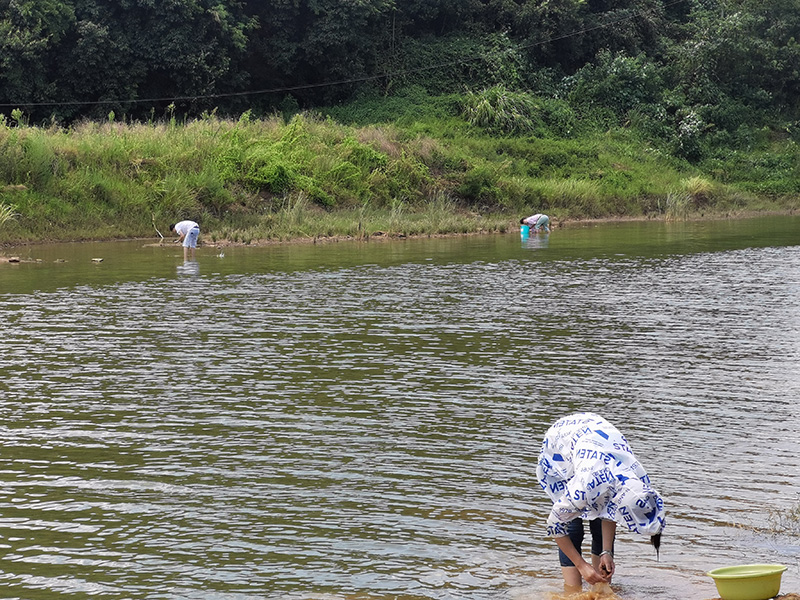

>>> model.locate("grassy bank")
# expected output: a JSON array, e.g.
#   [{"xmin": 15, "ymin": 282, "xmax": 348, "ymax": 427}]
[{"xmin": 1, "ymin": 94, "xmax": 798, "ymax": 246}]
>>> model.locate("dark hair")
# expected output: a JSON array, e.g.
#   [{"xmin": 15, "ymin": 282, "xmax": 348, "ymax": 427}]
[
  {"xmin": 169, "ymin": 223, "xmax": 176, "ymax": 231},
  {"xmin": 520, "ymin": 218, "xmax": 526, "ymax": 224},
  {"xmin": 651, "ymin": 532, "xmax": 662, "ymax": 560}
]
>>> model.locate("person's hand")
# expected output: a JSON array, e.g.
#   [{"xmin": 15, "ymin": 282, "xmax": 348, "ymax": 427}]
[
  {"xmin": 599, "ymin": 553, "xmax": 615, "ymax": 580},
  {"xmin": 577, "ymin": 559, "xmax": 609, "ymax": 585}
]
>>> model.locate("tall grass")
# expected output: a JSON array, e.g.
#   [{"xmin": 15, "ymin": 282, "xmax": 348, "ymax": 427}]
[
  {"xmin": 663, "ymin": 193, "xmax": 691, "ymax": 221},
  {"xmin": 462, "ymin": 86, "xmax": 542, "ymax": 134},
  {"xmin": 768, "ymin": 502, "xmax": 800, "ymax": 536},
  {"xmin": 0, "ymin": 94, "xmax": 798, "ymax": 245},
  {"xmin": 0, "ymin": 201, "xmax": 16, "ymax": 227}
]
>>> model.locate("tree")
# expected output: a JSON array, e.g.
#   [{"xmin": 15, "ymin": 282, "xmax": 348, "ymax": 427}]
[
  {"xmin": 666, "ymin": 0, "xmax": 800, "ymax": 119},
  {"xmin": 0, "ymin": 0, "xmax": 76, "ymax": 113},
  {"xmin": 1, "ymin": 0, "xmax": 255, "ymax": 122},
  {"xmin": 240, "ymin": 0, "xmax": 395, "ymax": 107}
]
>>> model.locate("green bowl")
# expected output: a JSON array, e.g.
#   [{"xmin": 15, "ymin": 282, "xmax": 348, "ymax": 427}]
[{"xmin": 707, "ymin": 564, "xmax": 788, "ymax": 600}]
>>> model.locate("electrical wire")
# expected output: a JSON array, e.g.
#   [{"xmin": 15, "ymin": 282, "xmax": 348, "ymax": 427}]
[{"xmin": 0, "ymin": 0, "xmax": 689, "ymax": 109}]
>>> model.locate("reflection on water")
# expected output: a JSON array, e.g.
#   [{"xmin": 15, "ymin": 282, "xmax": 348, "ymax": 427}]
[
  {"xmin": 521, "ymin": 232, "xmax": 549, "ymax": 250},
  {"xmin": 0, "ymin": 217, "xmax": 799, "ymax": 600},
  {"xmin": 177, "ymin": 260, "xmax": 200, "ymax": 277}
]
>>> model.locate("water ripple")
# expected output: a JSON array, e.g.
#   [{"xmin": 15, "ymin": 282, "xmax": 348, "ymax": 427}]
[{"xmin": 0, "ymin": 231, "xmax": 799, "ymax": 599}]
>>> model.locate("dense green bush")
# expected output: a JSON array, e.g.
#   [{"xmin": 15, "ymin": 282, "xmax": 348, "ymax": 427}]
[
  {"xmin": 389, "ymin": 33, "xmax": 528, "ymax": 96},
  {"xmin": 562, "ymin": 51, "xmax": 663, "ymax": 119}
]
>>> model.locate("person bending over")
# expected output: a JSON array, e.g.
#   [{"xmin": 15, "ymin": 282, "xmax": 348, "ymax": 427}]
[
  {"xmin": 170, "ymin": 220, "xmax": 200, "ymax": 261},
  {"xmin": 537, "ymin": 412, "xmax": 665, "ymax": 591},
  {"xmin": 521, "ymin": 214, "xmax": 551, "ymax": 233}
]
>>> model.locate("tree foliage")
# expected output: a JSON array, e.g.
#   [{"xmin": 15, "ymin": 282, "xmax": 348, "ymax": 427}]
[{"xmin": 0, "ymin": 0, "xmax": 797, "ymax": 160}]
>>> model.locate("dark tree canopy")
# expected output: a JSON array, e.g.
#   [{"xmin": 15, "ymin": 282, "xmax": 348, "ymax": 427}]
[{"xmin": 0, "ymin": 0, "xmax": 798, "ymax": 126}]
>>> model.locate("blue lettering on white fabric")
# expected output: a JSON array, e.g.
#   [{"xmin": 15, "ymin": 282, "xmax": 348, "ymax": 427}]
[
  {"xmin": 586, "ymin": 469, "xmax": 614, "ymax": 491},
  {"xmin": 573, "ymin": 426, "xmax": 592, "ymax": 442},
  {"xmin": 619, "ymin": 505, "xmax": 636, "ymax": 529},
  {"xmin": 538, "ymin": 412, "xmax": 665, "ymax": 538},
  {"xmin": 574, "ymin": 448, "xmax": 615, "ymax": 464},
  {"xmin": 548, "ymin": 520, "xmax": 569, "ymax": 537}
]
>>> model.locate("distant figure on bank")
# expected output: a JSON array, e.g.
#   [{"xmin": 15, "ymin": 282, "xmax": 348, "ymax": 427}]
[
  {"xmin": 521, "ymin": 213, "xmax": 551, "ymax": 233},
  {"xmin": 170, "ymin": 220, "xmax": 200, "ymax": 260},
  {"xmin": 537, "ymin": 412, "xmax": 665, "ymax": 591}
]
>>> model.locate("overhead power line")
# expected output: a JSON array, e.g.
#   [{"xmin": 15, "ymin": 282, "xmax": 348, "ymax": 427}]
[{"xmin": 0, "ymin": 0, "xmax": 688, "ymax": 109}]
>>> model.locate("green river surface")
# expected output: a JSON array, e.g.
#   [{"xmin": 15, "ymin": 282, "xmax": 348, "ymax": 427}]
[{"xmin": 0, "ymin": 215, "xmax": 799, "ymax": 600}]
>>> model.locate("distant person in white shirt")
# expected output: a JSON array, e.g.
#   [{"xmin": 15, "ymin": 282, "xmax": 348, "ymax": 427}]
[
  {"xmin": 521, "ymin": 213, "xmax": 551, "ymax": 233},
  {"xmin": 170, "ymin": 220, "xmax": 200, "ymax": 260}
]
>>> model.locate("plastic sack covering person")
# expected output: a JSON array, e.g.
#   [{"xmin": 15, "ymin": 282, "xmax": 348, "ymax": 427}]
[{"xmin": 537, "ymin": 412, "xmax": 665, "ymax": 588}]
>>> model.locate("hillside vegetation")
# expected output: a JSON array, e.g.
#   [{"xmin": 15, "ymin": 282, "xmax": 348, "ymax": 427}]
[
  {"xmin": 0, "ymin": 0, "xmax": 798, "ymax": 243},
  {"xmin": 1, "ymin": 86, "xmax": 797, "ymax": 245}
]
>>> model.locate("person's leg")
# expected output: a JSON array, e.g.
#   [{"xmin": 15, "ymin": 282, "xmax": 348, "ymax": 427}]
[
  {"xmin": 559, "ymin": 519, "xmax": 585, "ymax": 590},
  {"xmin": 184, "ymin": 228, "xmax": 198, "ymax": 261},
  {"xmin": 536, "ymin": 215, "xmax": 550, "ymax": 233}
]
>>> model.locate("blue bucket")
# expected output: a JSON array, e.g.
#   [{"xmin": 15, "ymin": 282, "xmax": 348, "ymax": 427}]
[{"xmin": 520, "ymin": 225, "xmax": 530, "ymax": 238}]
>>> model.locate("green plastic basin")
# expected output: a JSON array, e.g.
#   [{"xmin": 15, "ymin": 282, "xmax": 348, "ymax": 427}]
[{"xmin": 707, "ymin": 564, "xmax": 788, "ymax": 600}]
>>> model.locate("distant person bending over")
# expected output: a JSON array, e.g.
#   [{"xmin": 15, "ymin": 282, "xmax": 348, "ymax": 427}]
[
  {"xmin": 521, "ymin": 214, "xmax": 551, "ymax": 233},
  {"xmin": 170, "ymin": 220, "xmax": 200, "ymax": 260},
  {"xmin": 537, "ymin": 412, "xmax": 665, "ymax": 592}
]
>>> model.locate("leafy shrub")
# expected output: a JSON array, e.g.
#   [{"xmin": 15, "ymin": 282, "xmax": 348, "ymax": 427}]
[
  {"xmin": 495, "ymin": 176, "xmax": 545, "ymax": 210},
  {"xmin": 535, "ymin": 97, "xmax": 577, "ymax": 136},
  {"xmin": 457, "ymin": 164, "xmax": 498, "ymax": 202},
  {"xmin": 382, "ymin": 153, "xmax": 432, "ymax": 205},
  {"xmin": 628, "ymin": 103, "xmax": 672, "ymax": 142},
  {"xmin": 325, "ymin": 86, "xmax": 458, "ymax": 125},
  {"xmin": 322, "ymin": 161, "xmax": 361, "ymax": 187},
  {"xmin": 308, "ymin": 185, "xmax": 335, "ymax": 208},
  {"xmin": 340, "ymin": 137, "xmax": 387, "ymax": 170},
  {"xmin": 392, "ymin": 33, "xmax": 528, "ymax": 95},
  {"xmin": 672, "ymin": 109, "xmax": 706, "ymax": 161},
  {"xmin": 215, "ymin": 146, "xmax": 246, "ymax": 184},
  {"xmin": 242, "ymin": 145, "xmax": 297, "ymax": 193},
  {"xmin": 563, "ymin": 51, "xmax": 663, "ymax": 118},
  {"xmin": 317, "ymin": 160, "xmax": 366, "ymax": 205},
  {"xmin": 246, "ymin": 161, "xmax": 296, "ymax": 193}
]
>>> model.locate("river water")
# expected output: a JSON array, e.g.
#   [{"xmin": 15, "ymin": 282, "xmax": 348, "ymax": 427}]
[{"xmin": 1, "ymin": 216, "xmax": 799, "ymax": 600}]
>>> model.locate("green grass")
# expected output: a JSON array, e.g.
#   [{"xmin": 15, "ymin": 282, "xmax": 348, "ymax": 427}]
[
  {"xmin": 768, "ymin": 502, "xmax": 800, "ymax": 536},
  {"xmin": 0, "ymin": 90, "xmax": 798, "ymax": 245}
]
